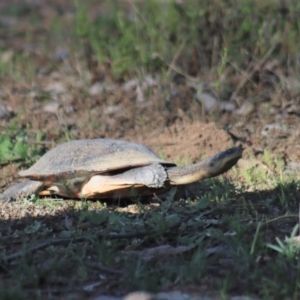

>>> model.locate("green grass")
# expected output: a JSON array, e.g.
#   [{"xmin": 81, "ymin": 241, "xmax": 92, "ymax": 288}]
[
  {"xmin": 73, "ymin": 0, "xmax": 300, "ymax": 80},
  {"xmin": 0, "ymin": 122, "xmax": 45, "ymax": 167}
]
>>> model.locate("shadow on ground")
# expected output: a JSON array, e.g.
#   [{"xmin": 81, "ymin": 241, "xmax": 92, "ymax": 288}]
[{"xmin": 0, "ymin": 179, "xmax": 298, "ymax": 299}]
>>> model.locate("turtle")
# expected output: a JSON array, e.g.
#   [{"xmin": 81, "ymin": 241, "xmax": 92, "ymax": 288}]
[{"xmin": 0, "ymin": 138, "xmax": 242, "ymax": 201}]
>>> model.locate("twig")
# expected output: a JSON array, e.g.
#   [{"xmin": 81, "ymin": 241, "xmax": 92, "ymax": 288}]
[
  {"xmin": 229, "ymin": 43, "xmax": 278, "ymax": 102},
  {"xmin": 27, "ymin": 287, "xmax": 82, "ymax": 294},
  {"xmin": 167, "ymin": 39, "xmax": 186, "ymax": 76},
  {"xmin": 85, "ymin": 262, "xmax": 125, "ymax": 275},
  {"xmin": 226, "ymin": 60, "xmax": 258, "ymax": 89},
  {"xmin": 1, "ymin": 216, "xmax": 189, "ymax": 263},
  {"xmin": 166, "ymin": 63, "xmax": 201, "ymax": 83}
]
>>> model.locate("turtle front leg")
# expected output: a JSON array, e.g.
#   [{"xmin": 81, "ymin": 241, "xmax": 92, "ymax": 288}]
[{"xmin": 0, "ymin": 180, "xmax": 43, "ymax": 202}]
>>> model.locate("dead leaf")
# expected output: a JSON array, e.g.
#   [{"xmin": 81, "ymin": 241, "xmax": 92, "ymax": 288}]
[
  {"xmin": 123, "ymin": 291, "xmax": 153, "ymax": 300},
  {"xmin": 83, "ymin": 281, "xmax": 103, "ymax": 292},
  {"xmin": 63, "ymin": 215, "xmax": 73, "ymax": 230},
  {"xmin": 124, "ymin": 245, "xmax": 194, "ymax": 261}
]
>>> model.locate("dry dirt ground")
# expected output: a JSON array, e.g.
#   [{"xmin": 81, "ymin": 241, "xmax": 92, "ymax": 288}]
[{"xmin": 0, "ymin": 0, "xmax": 300, "ymax": 299}]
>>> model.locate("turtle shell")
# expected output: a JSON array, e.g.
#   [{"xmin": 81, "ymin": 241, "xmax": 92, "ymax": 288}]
[{"xmin": 19, "ymin": 139, "xmax": 175, "ymax": 182}]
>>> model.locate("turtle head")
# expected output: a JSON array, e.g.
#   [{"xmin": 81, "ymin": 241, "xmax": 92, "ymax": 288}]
[{"xmin": 206, "ymin": 145, "xmax": 243, "ymax": 177}]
